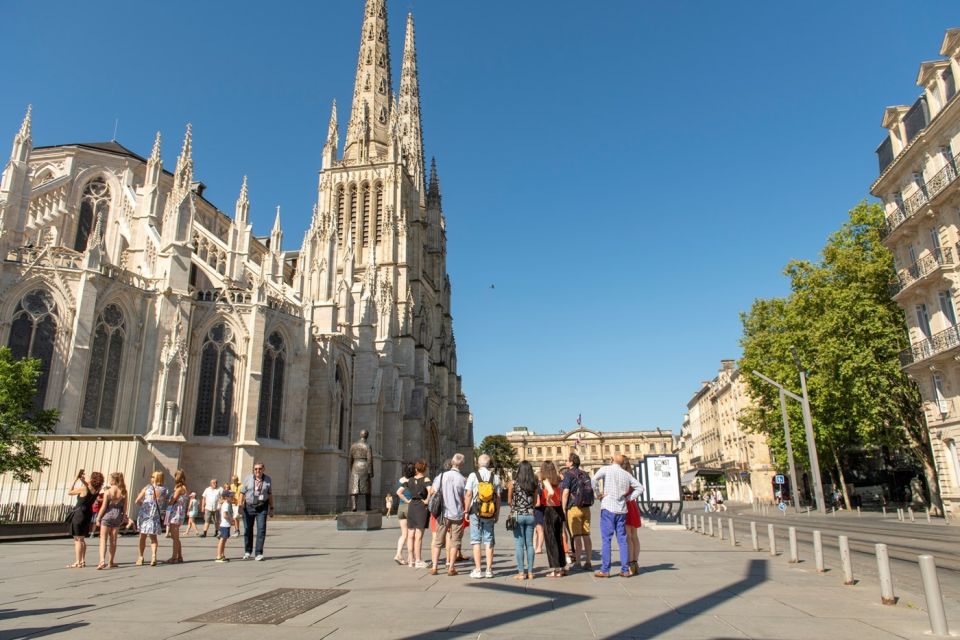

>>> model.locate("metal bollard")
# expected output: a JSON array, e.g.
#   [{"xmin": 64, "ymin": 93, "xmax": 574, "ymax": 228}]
[
  {"xmin": 839, "ymin": 535, "xmax": 854, "ymax": 585},
  {"xmin": 857, "ymin": 506, "xmax": 861, "ymax": 517},
  {"xmin": 876, "ymin": 544, "xmax": 896, "ymax": 605},
  {"xmin": 768, "ymin": 524, "xmax": 777, "ymax": 556},
  {"xmin": 699, "ymin": 514, "xmax": 705, "ymax": 534},
  {"xmin": 882, "ymin": 506, "xmax": 886, "ymax": 518},
  {"xmin": 708, "ymin": 516, "xmax": 714, "ymax": 537},
  {"xmin": 927, "ymin": 508, "xmax": 931, "ymax": 524},
  {"xmin": 909, "ymin": 507, "xmax": 915, "ymax": 523},
  {"xmin": 718, "ymin": 518, "xmax": 725, "ymax": 540},
  {"xmin": 813, "ymin": 530, "xmax": 824, "ymax": 573},
  {"xmin": 897, "ymin": 508, "xmax": 903, "ymax": 521},
  {"xmin": 918, "ymin": 555, "xmax": 950, "ymax": 636},
  {"xmin": 788, "ymin": 527, "xmax": 799, "ymax": 563},
  {"xmin": 729, "ymin": 518, "xmax": 736, "ymax": 547},
  {"xmin": 750, "ymin": 521, "xmax": 759, "ymax": 551}
]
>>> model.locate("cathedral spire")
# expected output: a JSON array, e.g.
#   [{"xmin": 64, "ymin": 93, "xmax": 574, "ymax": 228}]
[
  {"xmin": 344, "ymin": 0, "xmax": 393, "ymax": 160},
  {"xmin": 427, "ymin": 157, "xmax": 441, "ymax": 209},
  {"xmin": 399, "ymin": 13, "xmax": 425, "ymax": 185},
  {"xmin": 271, "ymin": 205, "xmax": 283, "ymax": 253},
  {"xmin": 235, "ymin": 176, "xmax": 249, "ymax": 225},
  {"xmin": 174, "ymin": 124, "xmax": 193, "ymax": 193},
  {"xmin": 322, "ymin": 100, "xmax": 339, "ymax": 169},
  {"xmin": 149, "ymin": 131, "xmax": 161, "ymax": 163},
  {"xmin": 144, "ymin": 131, "xmax": 163, "ymax": 192},
  {"xmin": 10, "ymin": 104, "xmax": 32, "ymax": 163}
]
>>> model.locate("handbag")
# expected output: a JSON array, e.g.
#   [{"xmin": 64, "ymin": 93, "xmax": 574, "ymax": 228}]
[
  {"xmin": 428, "ymin": 471, "xmax": 445, "ymax": 520},
  {"xmin": 505, "ymin": 511, "xmax": 517, "ymax": 531}
]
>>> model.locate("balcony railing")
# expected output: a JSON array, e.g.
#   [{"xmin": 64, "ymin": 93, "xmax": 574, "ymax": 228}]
[
  {"xmin": 900, "ymin": 324, "xmax": 960, "ymax": 367},
  {"xmin": 888, "ymin": 246, "xmax": 954, "ymax": 296},
  {"xmin": 881, "ymin": 155, "xmax": 959, "ymax": 239}
]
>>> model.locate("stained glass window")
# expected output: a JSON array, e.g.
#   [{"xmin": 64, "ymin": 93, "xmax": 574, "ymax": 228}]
[
  {"xmin": 74, "ymin": 178, "xmax": 111, "ymax": 251},
  {"xmin": 7, "ymin": 289, "xmax": 58, "ymax": 410},
  {"xmin": 256, "ymin": 332, "xmax": 285, "ymax": 439},
  {"xmin": 193, "ymin": 323, "xmax": 237, "ymax": 437},
  {"xmin": 81, "ymin": 305, "xmax": 124, "ymax": 430}
]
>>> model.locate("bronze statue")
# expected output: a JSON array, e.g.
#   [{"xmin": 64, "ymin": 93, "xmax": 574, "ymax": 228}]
[{"xmin": 348, "ymin": 429, "xmax": 374, "ymax": 512}]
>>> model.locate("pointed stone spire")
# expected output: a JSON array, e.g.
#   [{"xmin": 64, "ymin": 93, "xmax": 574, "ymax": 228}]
[
  {"xmin": 86, "ymin": 205, "xmax": 105, "ymax": 253},
  {"xmin": 322, "ymin": 100, "xmax": 339, "ymax": 170},
  {"xmin": 271, "ymin": 205, "xmax": 283, "ymax": 253},
  {"xmin": 149, "ymin": 131, "xmax": 161, "ymax": 163},
  {"xmin": 345, "ymin": 0, "xmax": 393, "ymax": 160},
  {"xmin": 10, "ymin": 105, "xmax": 32, "ymax": 163},
  {"xmin": 173, "ymin": 124, "xmax": 193, "ymax": 193},
  {"xmin": 399, "ymin": 13, "xmax": 425, "ymax": 184},
  {"xmin": 427, "ymin": 157, "xmax": 441, "ymax": 209},
  {"xmin": 235, "ymin": 176, "xmax": 249, "ymax": 224}
]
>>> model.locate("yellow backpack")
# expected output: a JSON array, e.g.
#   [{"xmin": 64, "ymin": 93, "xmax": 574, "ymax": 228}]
[{"xmin": 476, "ymin": 470, "xmax": 496, "ymax": 519}]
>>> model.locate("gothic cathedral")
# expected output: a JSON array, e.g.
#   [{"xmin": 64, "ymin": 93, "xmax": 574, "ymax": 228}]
[{"xmin": 0, "ymin": 0, "xmax": 473, "ymax": 512}]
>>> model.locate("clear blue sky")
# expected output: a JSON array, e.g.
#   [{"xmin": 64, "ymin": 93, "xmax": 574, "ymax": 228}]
[{"xmin": 2, "ymin": 1, "xmax": 956, "ymax": 440}]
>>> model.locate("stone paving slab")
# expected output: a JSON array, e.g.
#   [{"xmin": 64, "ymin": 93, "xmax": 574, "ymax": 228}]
[{"xmin": 0, "ymin": 517, "xmax": 949, "ymax": 639}]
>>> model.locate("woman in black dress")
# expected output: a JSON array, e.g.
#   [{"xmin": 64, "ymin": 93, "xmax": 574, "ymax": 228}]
[
  {"xmin": 67, "ymin": 470, "xmax": 104, "ymax": 568},
  {"xmin": 402, "ymin": 459, "xmax": 432, "ymax": 569}
]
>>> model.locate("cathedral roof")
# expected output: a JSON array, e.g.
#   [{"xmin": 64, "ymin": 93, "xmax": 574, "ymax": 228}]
[{"xmin": 34, "ymin": 140, "xmax": 148, "ymax": 163}]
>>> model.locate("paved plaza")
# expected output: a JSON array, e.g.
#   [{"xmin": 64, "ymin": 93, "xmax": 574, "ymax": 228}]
[{"xmin": 0, "ymin": 515, "xmax": 954, "ymax": 640}]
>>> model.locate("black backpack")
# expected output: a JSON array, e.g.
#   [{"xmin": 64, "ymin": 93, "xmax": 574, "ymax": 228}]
[{"xmin": 568, "ymin": 469, "xmax": 595, "ymax": 508}]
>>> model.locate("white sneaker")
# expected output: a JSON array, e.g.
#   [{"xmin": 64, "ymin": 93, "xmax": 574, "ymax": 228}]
[
  {"xmin": 243, "ymin": 553, "xmax": 251, "ymax": 560},
  {"xmin": 470, "ymin": 569, "xmax": 483, "ymax": 579},
  {"xmin": 255, "ymin": 555, "xmax": 264, "ymax": 561},
  {"xmin": 484, "ymin": 570, "xmax": 493, "ymax": 579},
  {"xmin": 414, "ymin": 560, "xmax": 428, "ymax": 569}
]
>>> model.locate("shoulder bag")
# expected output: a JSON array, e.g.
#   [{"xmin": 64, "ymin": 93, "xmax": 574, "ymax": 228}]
[{"xmin": 428, "ymin": 471, "xmax": 445, "ymax": 520}]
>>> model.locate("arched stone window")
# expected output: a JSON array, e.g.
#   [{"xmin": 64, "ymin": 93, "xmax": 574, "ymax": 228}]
[
  {"xmin": 81, "ymin": 304, "xmax": 125, "ymax": 430},
  {"xmin": 361, "ymin": 183, "xmax": 371, "ymax": 247},
  {"xmin": 7, "ymin": 289, "xmax": 58, "ymax": 410},
  {"xmin": 74, "ymin": 178, "xmax": 110, "ymax": 251},
  {"xmin": 256, "ymin": 332, "xmax": 286, "ymax": 439},
  {"xmin": 335, "ymin": 365, "xmax": 349, "ymax": 449},
  {"xmin": 193, "ymin": 323, "xmax": 237, "ymax": 437},
  {"xmin": 336, "ymin": 186, "xmax": 346, "ymax": 247}
]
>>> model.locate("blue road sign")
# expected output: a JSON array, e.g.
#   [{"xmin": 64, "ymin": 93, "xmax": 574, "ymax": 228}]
[
  {"xmin": 778, "ymin": 502, "xmax": 787, "ymax": 511},
  {"xmin": 775, "ymin": 474, "xmax": 785, "ymax": 485}
]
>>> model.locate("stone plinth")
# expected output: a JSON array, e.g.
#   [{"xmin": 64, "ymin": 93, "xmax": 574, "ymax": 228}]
[{"xmin": 336, "ymin": 511, "xmax": 382, "ymax": 531}]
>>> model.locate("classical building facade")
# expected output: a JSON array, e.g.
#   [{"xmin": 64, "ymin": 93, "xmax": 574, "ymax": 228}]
[
  {"xmin": 0, "ymin": 0, "xmax": 473, "ymax": 512},
  {"xmin": 874, "ymin": 28, "xmax": 960, "ymax": 516},
  {"xmin": 679, "ymin": 361, "xmax": 775, "ymax": 503},
  {"xmin": 504, "ymin": 425, "xmax": 675, "ymax": 476}
]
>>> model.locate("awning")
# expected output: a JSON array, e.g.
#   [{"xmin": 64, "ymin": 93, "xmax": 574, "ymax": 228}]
[{"xmin": 681, "ymin": 470, "xmax": 699, "ymax": 486}]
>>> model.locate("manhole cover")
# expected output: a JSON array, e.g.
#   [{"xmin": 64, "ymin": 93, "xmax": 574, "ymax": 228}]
[{"xmin": 184, "ymin": 588, "xmax": 348, "ymax": 625}]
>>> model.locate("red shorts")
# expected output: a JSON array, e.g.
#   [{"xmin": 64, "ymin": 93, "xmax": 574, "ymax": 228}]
[{"xmin": 626, "ymin": 500, "xmax": 641, "ymax": 528}]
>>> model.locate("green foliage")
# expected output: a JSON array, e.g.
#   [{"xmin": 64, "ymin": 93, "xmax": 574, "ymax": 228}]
[
  {"xmin": 739, "ymin": 202, "xmax": 937, "ymax": 504},
  {"xmin": 0, "ymin": 348, "xmax": 58, "ymax": 483},
  {"xmin": 475, "ymin": 434, "xmax": 519, "ymax": 478}
]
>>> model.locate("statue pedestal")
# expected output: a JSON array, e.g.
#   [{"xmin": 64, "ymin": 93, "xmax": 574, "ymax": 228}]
[{"xmin": 337, "ymin": 511, "xmax": 382, "ymax": 531}]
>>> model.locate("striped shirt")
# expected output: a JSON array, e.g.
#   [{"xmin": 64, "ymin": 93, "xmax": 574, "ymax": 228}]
[{"xmin": 591, "ymin": 464, "xmax": 643, "ymax": 514}]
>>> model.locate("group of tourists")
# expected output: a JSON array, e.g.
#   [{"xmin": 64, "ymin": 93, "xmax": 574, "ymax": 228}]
[
  {"xmin": 65, "ymin": 462, "xmax": 274, "ymax": 569},
  {"xmin": 391, "ymin": 451, "xmax": 644, "ymax": 579},
  {"xmin": 702, "ymin": 489, "xmax": 726, "ymax": 512}
]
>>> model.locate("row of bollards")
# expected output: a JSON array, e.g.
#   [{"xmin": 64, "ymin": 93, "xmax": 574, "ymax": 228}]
[{"xmin": 680, "ymin": 512, "xmax": 952, "ymax": 636}]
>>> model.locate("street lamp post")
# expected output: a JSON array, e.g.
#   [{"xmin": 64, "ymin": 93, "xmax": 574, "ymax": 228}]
[
  {"xmin": 791, "ymin": 348, "xmax": 827, "ymax": 514},
  {"xmin": 752, "ymin": 369, "xmax": 801, "ymax": 512}
]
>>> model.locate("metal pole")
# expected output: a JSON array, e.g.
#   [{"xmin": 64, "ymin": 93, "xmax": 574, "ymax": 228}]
[
  {"xmin": 788, "ymin": 527, "xmax": 799, "ymax": 563},
  {"xmin": 909, "ymin": 507, "xmax": 915, "ymax": 523},
  {"xmin": 882, "ymin": 505, "xmax": 886, "ymax": 518},
  {"xmin": 839, "ymin": 535, "xmax": 854, "ymax": 585},
  {"xmin": 918, "ymin": 555, "xmax": 950, "ymax": 636},
  {"xmin": 778, "ymin": 389, "xmax": 801, "ymax": 511},
  {"xmin": 797, "ymin": 367, "xmax": 826, "ymax": 513},
  {"xmin": 729, "ymin": 518, "xmax": 736, "ymax": 546},
  {"xmin": 898, "ymin": 508, "xmax": 903, "ymax": 521},
  {"xmin": 876, "ymin": 544, "xmax": 896, "ymax": 605},
  {"xmin": 767, "ymin": 524, "xmax": 777, "ymax": 556},
  {"xmin": 813, "ymin": 530, "xmax": 824, "ymax": 573},
  {"xmin": 750, "ymin": 521, "xmax": 759, "ymax": 551},
  {"xmin": 699, "ymin": 514, "xmax": 705, "ymax": 534},
  {"xmin": 927, "ymin": 508, "xmax": 932, "ymax": 524},
  {"xmin": 708, "ymin": 516, "xmax": 714, "ymax": 537},
  {"xmin": 718, "ymin": 518, "xmax": 724, "ymax": 540}
]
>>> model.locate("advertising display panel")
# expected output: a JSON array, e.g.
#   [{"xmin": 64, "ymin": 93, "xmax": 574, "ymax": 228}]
[{"xmin": 645, "ymin": 455, "xmax": 681, "ymax": 502}]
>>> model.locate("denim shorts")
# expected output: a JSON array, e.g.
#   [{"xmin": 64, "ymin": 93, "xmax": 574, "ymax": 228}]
[
  {"xmin": 219, "ymin": 526, "xmax": 231, "ymax": 539},
  {"xmin": 469, "ymin": 514, "xmax": 495, "ymax": 546}
]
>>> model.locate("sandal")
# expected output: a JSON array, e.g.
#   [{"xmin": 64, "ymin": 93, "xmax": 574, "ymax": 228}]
[
  {"xmin": 150, "ymin": 558, "xmax": 157, "ymax": 566},
  {"xmin": 135, "ymin": 557, "xmax": 144, "ymax": 566},
  {"xmin": 527, "ymin": 572, "xmax": 535, "ymax": 580},
  {"xmin": 96, "ymin": 563, "xmax": 107, "ymax": 570},
  {"xmin": 109, "ymin": 563, "xmax": 118, "ymax": 568},
  {"xmin": 393, "ymin": 556, "xmax": 405, "ymax": 565},
  {"xmin": 513, "ymin": 573, "xmax": 525, "ymax": 580},
  {"xmin": 66, "ymin": 562, "xmax": 83, "ymax": 569}
]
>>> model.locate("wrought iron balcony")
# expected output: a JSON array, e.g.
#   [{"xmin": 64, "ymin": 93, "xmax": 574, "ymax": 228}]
[
  {"xmin": 888, "ymin": 246, "xmax": 954, "ymax": 297},
  {"xmin": 900, "ymin": 324, "xmax": 960, "ymax": 367},
  {"xmin": 881, "ymin": 155, "xmax": 960, "ymax": 240}
]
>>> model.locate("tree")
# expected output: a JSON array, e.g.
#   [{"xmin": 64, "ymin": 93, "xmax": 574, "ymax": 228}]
[
  {"xmin": 0, "ymin": 348, "xmax": 59, "ymax": 483},
  {"xmin": 739, "ymin": 202, "xmax": 942, "ymax": 513},
  {"xmin": 475, "ymin": 435, "xmax": 519, "ymax": 479}
]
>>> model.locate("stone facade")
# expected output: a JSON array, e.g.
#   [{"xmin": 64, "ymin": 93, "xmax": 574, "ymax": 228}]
[
  {"xmin": 679, "ymin": 361, "xmax": 775, "ymax": 503},
  {"xmin": 0, "ymin": 0, "xmax": 473, "ymax": 512},
  {"xmin": 873, "ymin": 28, "xmax": 960, "ymax": 516},
  {"xmin": 504, "ymin": 426, "xmax": 675, "ymax": 476}
]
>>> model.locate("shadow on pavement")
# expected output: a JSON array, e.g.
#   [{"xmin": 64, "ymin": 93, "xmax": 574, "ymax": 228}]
[
  {"xmin": 0, "ymin": 604, "xmax": 93, "ymax": 620},
  {"xmin": 396, "ymin": 558, "xmax": 768, "ymax": 639},
  {"xmin": 0, "ymin": 623, "xmax": 88, "ymax": 639}
]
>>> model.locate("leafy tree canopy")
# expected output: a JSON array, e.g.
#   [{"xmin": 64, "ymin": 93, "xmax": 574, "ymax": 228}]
[
  {"xmin": 0, "ymin": 348, "xmax": 58, "ymax": 483},
  {"xmin": 475, "ymin": 434, "xmax": 519, "ymax": 478}
]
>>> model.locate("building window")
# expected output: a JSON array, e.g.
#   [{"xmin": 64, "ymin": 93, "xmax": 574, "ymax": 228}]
[
  {"xmin": 349, "ymin": 184, "xmax": 358, "ymax": 242},
  {"xmin": 526, "ymin": 447, "xmax": 532, "ymax": 456},
  {"xmin": 933, "ymin": 374, "xmax": 950, "ymax": 416},
  {"xmin": 649, "ymin": 443, "xmax": 656, "ymax": 452},
  {"xmin": 74, "ymin": 178, "xmax": 110, "ymax": 251},
  {"xmin": 361, "ymin": 184, "xmax": 371, "ymax": 247},
  {"xmin": 591, "ymin": 445, "xmax": 596, "ymax": 453},
  {"xmin": 946, "ymin": 439, "xmax": 960, "ymax": 489},
  {"xmin": 335, "ymin": 365, "xmax": 349, "ymax": 449},
  {"xmin": 916, "ymin": 303, "xmax": 933, "ymax": 338},
  {"xmin": 614, "ymin": 444, "xmax": 620, "ymax": 452},
  {"xmin": 634, "ymin": 443, "xmax": 640, "ymax": 452},
  {"xmin": 939, "ymin": 291, "xmax": 957, "ymax": 326},
  {"xmin": 7, "ymin": 289, "xmax": 58, "ymax": 410},
  {"xmin": 375, "ymin": 183, "xmax": 384, "ymax": 243},
  {"xmin": 256, "ymin": 332, "xmax": 286, "ymax": 439},
  {"xmin": 537, "ymin": 447, "xmax": 542, "ymax": 455},
  {"xmin": 604, "ymin": 445, "xmax": 610, "ymax": 453},
  {"xmin": 336, "ymin": 186, "xmax": 346, "ymax": 247},
  {"xmin": 81, "ymin": 304, "xmax": 124, "ymax": 430},
  {"xmin": 194, "ymin": 323, "xmax": 237, "ymax": 437}
]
